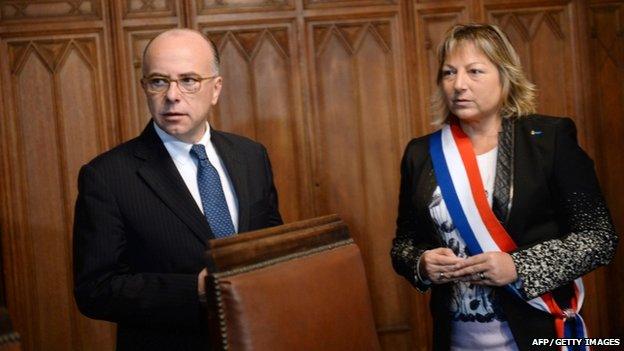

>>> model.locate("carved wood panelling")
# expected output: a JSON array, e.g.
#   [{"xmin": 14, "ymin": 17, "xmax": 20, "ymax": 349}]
[
  {"xmin": 588, "ymin": 1, "xmax": 624, "ymax": 337},
  {"xmin": 0, "ymin": 0, "xmax": 101, "ymax": 21},
  {"xmin": 0, "ymin": 1, "xmax": 623, "ymax": 350},
  {"xmin": 308, "ymin": 17, "xmax": 413, "ymax": 348},
  {"xmin": 203, "ymin": 25, "xmax": 306, "ymax": 224},
  {"xmin": 488, "ymin": 7, "xmax": 578, "ymax": 122},
  {"xmin": 304, "ymin": 0, "xmax": 395, "ymax": 10},
  {"xmin": 412, "ymin": 4, "xmax": 470, "ymax": 135},
  {"xmin": 1, "ymin": 34, "xmax": 115, "ymax": 351},
  {"xmin": 122, "ymin": 0, "xmax": 177, "ymax": 18},
  {"xmin": 194, "ymin": 0, "xmax": 293, "ymax": 14}
]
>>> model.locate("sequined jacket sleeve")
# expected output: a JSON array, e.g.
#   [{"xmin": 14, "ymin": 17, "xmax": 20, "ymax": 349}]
[
  {"xmin": 391, "ymin": 138, "xmax": 437, "ymax": 292},
  {"xmin": 510, "ymin": 118, "xmax": 618, "ymax": 300}
]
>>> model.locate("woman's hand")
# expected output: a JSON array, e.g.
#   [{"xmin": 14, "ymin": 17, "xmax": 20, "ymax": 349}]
[
  {"xmin": 446, "ymin": 251, "xmax": 518, "ymax": 286},
  {"xmin": 419, "ymin": 248, "xmax": 464, "ymax": 284}
]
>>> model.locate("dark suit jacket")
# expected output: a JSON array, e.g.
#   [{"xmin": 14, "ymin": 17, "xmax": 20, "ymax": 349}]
[
  {"xmin": 73, "ymin": 122, "xmax": 283, "ymax": 350},
  {"xmin": 391, "ymin": 115, "xmax": 617, "ymax": 350}
]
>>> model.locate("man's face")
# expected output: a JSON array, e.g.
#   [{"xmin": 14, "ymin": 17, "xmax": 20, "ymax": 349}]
[{"xmin": 142, "ymin": 32, "xmax": 222, "ymax": 143}]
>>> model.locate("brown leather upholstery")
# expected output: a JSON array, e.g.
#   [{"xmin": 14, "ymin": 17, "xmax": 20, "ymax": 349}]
[{"xmin": 205, "ymin": 215, "xmax": 380, "ymax": 351}]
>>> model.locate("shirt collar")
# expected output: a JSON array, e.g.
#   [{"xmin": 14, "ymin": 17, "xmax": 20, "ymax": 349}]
[{"xmin": 153, "ymin": 121, "xmax": 212, "ymax": 164}]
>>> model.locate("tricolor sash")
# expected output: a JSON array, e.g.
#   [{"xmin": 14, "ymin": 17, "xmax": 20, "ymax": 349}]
[{"xmin": 429, "ymin": 121, "xmax": 588, "ymax": 351}]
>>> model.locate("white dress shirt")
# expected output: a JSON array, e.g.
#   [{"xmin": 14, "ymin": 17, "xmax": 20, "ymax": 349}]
[{"xmin": 153, "ymin": 121, "xmax": 239, "ymax": 233}]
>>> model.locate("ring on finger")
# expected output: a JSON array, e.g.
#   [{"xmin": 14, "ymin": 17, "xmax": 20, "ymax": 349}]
[
  {"xmin": 438, "ymin": 272, "xmax": 446, "ymax": 280},
  {"xmin": 479, "ymin": 272, "xmax": 486, "ymax": 280}
]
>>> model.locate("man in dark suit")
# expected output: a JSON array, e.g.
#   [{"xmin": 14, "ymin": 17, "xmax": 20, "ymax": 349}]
[{"xmin": 73, "ymin": 28, "xmax": 282, "ymax": 350}]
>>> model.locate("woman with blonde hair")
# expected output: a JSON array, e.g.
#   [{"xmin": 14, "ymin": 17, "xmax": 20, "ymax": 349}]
[{"xmin": 391, "ymin": 23, "xmax": 617, "ymax": 350}]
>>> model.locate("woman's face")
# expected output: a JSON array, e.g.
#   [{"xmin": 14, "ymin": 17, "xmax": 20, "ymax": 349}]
[{"xmin": 441, "ymin": 41, "xmax": 503, "ymax": 123}]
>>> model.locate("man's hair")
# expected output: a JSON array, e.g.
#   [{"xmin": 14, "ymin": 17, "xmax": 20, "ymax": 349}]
[
  {"xmin": 430, "ymin": 23, "xmax": 536, "ymax": 127},
  {"xmin": 142, "ymin": 28, "xmax": 221, "ymax": 75}
]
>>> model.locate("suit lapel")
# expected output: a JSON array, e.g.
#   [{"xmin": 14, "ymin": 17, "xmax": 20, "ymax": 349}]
[
  {"xmin": 211, "ymin": 130, "xmax": 250, "ymax": 233},
  {"xmin": 134, "ymin": 123, "xmax": 214, "ymax": 243},
  {"xmin": 492, "ymin": 118, "xmax": 514, "ymax": 227}
]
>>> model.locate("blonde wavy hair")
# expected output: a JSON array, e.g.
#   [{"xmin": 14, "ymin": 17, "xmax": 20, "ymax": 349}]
[{"xmin": 430, "ymin": 23, "xmax": 537, "ymax": 127}]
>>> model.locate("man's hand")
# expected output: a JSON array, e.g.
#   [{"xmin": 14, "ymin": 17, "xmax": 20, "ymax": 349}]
[
  {"xmin": 419, "ymin": 248, "xmax": 464, "ymax": 284},
  {"xmin": 198, "ymin": 268, "xmax": 208, "ymax": 303},
  {"xmin": 446, "ymin": 251, "xmax": 518, "ymax": 286}
]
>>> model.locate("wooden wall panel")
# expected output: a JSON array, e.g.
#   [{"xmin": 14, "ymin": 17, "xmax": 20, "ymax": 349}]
[
  {"xmin": 0, "ymin": 31, "xmax": 116, "ymax": 350},
  {"xmin": 194, "ymin": 0, "xmax": 294, "ymax": 14},
  {"xmin": 487, "ymin": 4, "xmax": 583, "ymax": 135},
  {"xmin": 15, "ymin": 46, "xmax": 71, "ymax": 350},
  {"xmin": 122, "ymin": 0, "xmax": 178, "ymax": 18},
  {"xmin": 58, "ymin": 43, "xmax": 104, "ymax": 179},
  {"xmin": 307, "ymin": 16, "xmax": 413, "ymax": 349},
  {"xmin": 587, "ymin": 0, "xmax": 624, "ymax": 338},
  {"xmin": 304, "ymin": 0, "xmax": 395, "ymax": 10},
  {"xmin": 0, "ymin": 0, "xmax": 102, "ymax": 22},
  {"xmin": 203, "ymin": 24, "xmax": 309, "ymax": 224},
  {"xmin": 1, "ymin": 0, "xmax": 623, "ymax": 350}
]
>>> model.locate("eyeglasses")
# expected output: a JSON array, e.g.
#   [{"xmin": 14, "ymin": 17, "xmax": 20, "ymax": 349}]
[{"xmin": 141, "ymin": 75, "xmax": 218, "ymax": 94}]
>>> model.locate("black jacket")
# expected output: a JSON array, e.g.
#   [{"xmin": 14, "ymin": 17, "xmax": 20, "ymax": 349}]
[
  {"xmin": 391, "ymin": 115, "xmax": 617, "ymax": 350},
  {"xmin": 73, "ymin": 122, "xmax": 282, "ymax": 350}
]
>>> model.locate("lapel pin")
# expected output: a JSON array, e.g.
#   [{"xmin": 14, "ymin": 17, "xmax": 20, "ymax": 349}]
[{"xmin": 530, "ymin": 129, "xmax": 543, "ymax": 136}]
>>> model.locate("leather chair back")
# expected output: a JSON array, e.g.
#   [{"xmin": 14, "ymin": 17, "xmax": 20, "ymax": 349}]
[{"xmin": 204, "ymin": 215, "xmax": 380, "ymax": 351}]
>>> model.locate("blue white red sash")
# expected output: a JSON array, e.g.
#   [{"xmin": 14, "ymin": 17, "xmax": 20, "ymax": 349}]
[{"xmin": 429, "ymin": 121, "xmax": 589, "ymax": 350}]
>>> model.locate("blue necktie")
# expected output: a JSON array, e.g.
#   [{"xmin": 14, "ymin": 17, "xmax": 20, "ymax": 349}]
[{"xmin": 190, "ymin": 144, "xmax": 236, "ymax": 238}]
